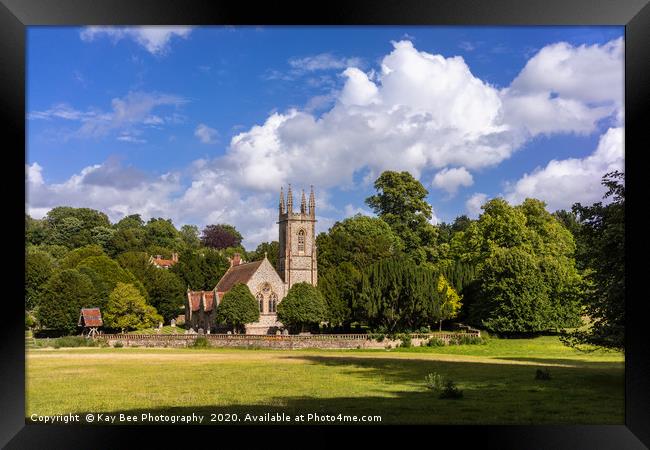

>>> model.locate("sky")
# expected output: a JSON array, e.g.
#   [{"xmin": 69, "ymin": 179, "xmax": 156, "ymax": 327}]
[{"xmin": 26, "ymin": 26, "xmax": 625, "ymax": 250}]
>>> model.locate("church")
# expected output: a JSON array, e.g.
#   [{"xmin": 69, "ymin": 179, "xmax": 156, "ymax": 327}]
[{"xmin": 185, "ymin": 185, "xmax": 318, "ymax": 334}]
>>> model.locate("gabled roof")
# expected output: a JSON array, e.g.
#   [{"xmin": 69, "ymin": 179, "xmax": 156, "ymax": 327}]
[
  {"xmin": 215, "ymin": 260, "xmax": 264, "ymax": 293},
  {"xmin": 79, "ymin": 308, "xmax": 103, "ymax": 327},
  {"xmin": 187, "ymin": 291, "xmax": 223, "ymax": 312},
  {"xmin": 151, "ymin": 257, "xmax": 176, "ymax": 268}
]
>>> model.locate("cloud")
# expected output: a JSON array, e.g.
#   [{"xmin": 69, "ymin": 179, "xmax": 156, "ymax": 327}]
[
  {"xmin": 288, "ymin": 53, "xmax": 363, "ymax": 72},
  {"xmin": 501, "ymin": 38, "xmax": 623, "ymax": 137},
  {"xmin": 29, "ymin": 91, "xmax": 187, "ymax": 141},
  {"xmin": 194, "ymin": 124, "xmax": 219, "ymax": 144},
  {"xmin": 27, "ymin": 38, "xmax": 625, "ymax": 250},
  {"xmin": 466, "ymin": 193, "xmax": 488, "ymax": 218},
  {"xmin": 226, "ymin": 40, "xmax": 514, "ymax": 194},
  {"xmin": 504, "ymin": 127, "xmax": 624, "ymax": 211},
  {"xmin": 80, "ymin": 26, "xmax": 192, "ymax": 55},
  {"xmin": 432, "ymin": 167, "xmax": 474, "ymax": 195}
]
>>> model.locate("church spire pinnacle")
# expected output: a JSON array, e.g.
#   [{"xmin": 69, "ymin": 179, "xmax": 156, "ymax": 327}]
[
  {"xmin": 279, "ymin": 186, "xmax": 285, "ymax": 214},
  {"xmin": 309, "ymin": 185, "xmax": 315, "ymax": 216},
  {"xmin": 301, "ymin": 189, "xmax": 307, "ymax": 214},
  {"xmin": 287, "ymin": 184, "xmax": 293, "ymax": 213}
]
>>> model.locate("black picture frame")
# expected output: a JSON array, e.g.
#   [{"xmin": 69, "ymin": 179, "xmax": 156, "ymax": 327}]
[{"xmin": 2, "ymin": 0, "xmax": 648, "ymax": 447}]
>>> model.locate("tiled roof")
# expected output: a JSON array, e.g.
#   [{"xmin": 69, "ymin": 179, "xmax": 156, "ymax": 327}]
[
  {"xmin": 152, "ymin": 258, "xmax": 176, "ymax": 268},
  {"xmin": 204, "ymin": 291, "xmax": 216, "ymax": 312},
  {"xmin": 189, "ymin": 292, "xmax": 202, "ymax": 312},
  {"xmin": 79, "ymin": 308, "xmax": 103, "ymax": 327},
  {"xmin": 215, "ymin": 260, "xmax": 263, "ymax": 292}
]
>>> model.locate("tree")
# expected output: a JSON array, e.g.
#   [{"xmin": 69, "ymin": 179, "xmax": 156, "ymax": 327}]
[
  {"xmin": 60, "ymin": 244, "xmax": 106, "ymax": 269},
  {"xmin": 179, "ymin": 224, "xmax": 201, "ymax": 250},
  {"xmin": 437, "ymin": 274, "xmax": 462, "ymax": 331},
  {"xmin": 357, "ymin": 258, "xmax": 447, "ymax": 332},
  {"xmin": 144, "ymin": 218, "xmax": 180, "ymax": 251},
  {"xmin": 45, "ymin": 207, "xmax": 111, "ymax": 249},
  {"xmin": 316, "ymin": 214, "xmax": 404, "ymax": 273},
  {"xmin": 277, "ymin": 282, "xmax": 328, "ymax": 333},
  {"xmin": 249, "ymin": 241, "xmax": 279, "ymax": 269},
  {"xmin": 103, "ymin": 283, "xmax": 162, "ymax": 332},
  {"xmin": 200, "ymin": 224, "xmax": 243, "ymax": 250},
  {"xmin": 37, "ymin": 269, "xmax": 97, "ymax": 334},
  {"xmin": 171, "ymin": 249, "xmax": 230, "ymax": 290},
  {"xmin": 145, "ymin": 269, "xmax": 186, "ymax": 323},
  {"xmin": 317, "ymin": 262, "xmax": 360, "ymax": 329},
  {"xmin": 215, "ymin": 283, "xmax": 259, "ymax": 333},
  {"xmin": 26, "ymin": 215, "xmax": 51, "ymax": 246},
  {"xmin": 116, "ymin": 251, "xmax": 153, "ymax": 283},
  {"xmin": 365, "ymin": 171, "xmax": 437, "ymax": 263},
  {"xmin": 109, "ymin": 227, "xmax": 146, "ymax": 256},
  {"xmin": 114, "ymin": 214, "xmax": 144, "ymax": 230},
  {"xmin": 470, "ymin": 247, "xmax": 551, "ymax": 334},
  {"xmin": 90, "ymin": 226, "xmax": 116, "ymax": 253},
  {"xmin": 25, "ymin": 248, "xmax": 55, "ymax": 310},
  {"xmin": 76, "ymin": 255, "xmax": 148, "ymax": 309},
  {"xmin": 564, "ymin": 171, "xmax": 625, "ymax": 350}
]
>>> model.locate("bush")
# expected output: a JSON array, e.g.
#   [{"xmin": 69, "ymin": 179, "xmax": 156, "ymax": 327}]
[
  {"xmin": 424, "ymin": 372, "xmax": 445, "ymax": 391},
  {"xmin": 399, "ymin": 334, "xmax": 412, "ymax": 348},
  {"xmin": 190, "ymin": 336, "xmax": 211, "ymax": 348},
  {"xmin": 427, "ymin": 337, "xmax": 446, "ymax": 347},
  {"xmin": 51, "ymin": 336, "xmax": 99, "ymax": 348},
  {"xmin": 535, "ymin": 368, "xmax": 551, "ymax": 380},
  {"xmin": 439, "ymin": 380, "xmax": 464, "ymax": 399},
  {"xmin": 113, "ymin": 341, "xmax": 124, "ymax": 348},
  {"xmin": 425, "ymin": 372, "xmax": 463, "ymax": 399},
  {"xmin": 458, "ymin": 335, "xmax": 486, "ymax": 345}
]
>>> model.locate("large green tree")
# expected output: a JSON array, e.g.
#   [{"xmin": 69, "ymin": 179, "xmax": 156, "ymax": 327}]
[
  {"xmin": 248, "ymin": 241, "xmax": 279, "ymax": 269},
  {"xmin": 215, "ymin": 283, "xmax": 259, "ymax": 333},
  {"xmin": 316, "ymin": 214, "xmax": 403, "ymax": 273},
  {"xmin": 145, "ymin": 269, "xmax": 186, "ymax": 322},
  {"xmin": 171, "ymin": 249, "xmax": 230, "ymax": 290},
  {"xmin": 45, "ymin": 207, "xmax": 111, "ymax": 249},
  {"xmin": 365, "ymin": 171, "xmax": 437, "ymax": 263},
  {"xmin": 25, "ymin": 248, "xmax": 55, "ymax": 310},
  {"xmin": 144, "ymin": 218, "xmax": 180, "ymax": 251},
  {"xmin": 103, "ymin": 283, "xmax": 162, "ymax": 332},
  {"xmin": 356, "ymin": 258, "xmax": 450, "ymax": 332},
  {"xmin": 564, "ymin": 171, "xmax": 625, "ymax": 350},
  {"xmin": 37, "ymin": 269, "xmax": 98, "ymax": 334},
  {"xmin": 455, "ymin": 198, "xmax": 582, "ymax": 334},
  {"xmin": 277, "ymin": 282, "xmax": 328, "ymax": 333},
  {"xmin": 76, "ymin": 255, "xmax": 148, "ymax": 309},
  {"xmin": 317, "ymin": 262, "xmax": 360, "ymax": 329}
]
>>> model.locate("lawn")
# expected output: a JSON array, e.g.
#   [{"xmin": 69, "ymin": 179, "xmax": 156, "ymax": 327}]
[{"xmin": 25, "ymin": 336, "xmax": 623, "ymax": 425}]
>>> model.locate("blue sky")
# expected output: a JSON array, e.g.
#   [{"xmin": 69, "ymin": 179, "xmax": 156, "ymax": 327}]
[{"xmin": 26, "ymin": 26, "xmax": 624, "ymax": 249}]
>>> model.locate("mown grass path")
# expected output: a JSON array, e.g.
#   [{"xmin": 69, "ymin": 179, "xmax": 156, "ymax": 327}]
[{"xmin": 26, "ymin": 336, "xmax": 623, "ymax": 424}]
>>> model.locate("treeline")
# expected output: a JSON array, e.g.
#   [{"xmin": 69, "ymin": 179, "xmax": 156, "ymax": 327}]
[
  {"xmin": 315, "ymin": 170, "xmax": 625, "ymax": 349},
  {"xmin": 25, "ymin": 210, "xmax": 274, "ymax": 334}
]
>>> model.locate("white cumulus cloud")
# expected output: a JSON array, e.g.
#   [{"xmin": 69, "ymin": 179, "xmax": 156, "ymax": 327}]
[
  {"xmin": 466, "ymin": 193, "xmax": 489, "ymax": 218},
  {"xmin": 504, "ymin": 127, "xmax": 624, "ymax": 211},
  {"xmin": 432, "ymin": 167, "xmax": 474, "ymax": 195},
  {"xmin": 194, "ymin": 124, "xmax": 219, "ymax": 144},
  {"xmin": 80, "ymin": 26, "xmax": 192, "ymax": 55}
]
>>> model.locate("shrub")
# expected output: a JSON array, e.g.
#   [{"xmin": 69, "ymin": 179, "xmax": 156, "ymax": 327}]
[
  {"xmin": 439, "ymin": 380, "xmax": 464, "ymax": 399},
  {"xmin": 458, "ymin": 335, "xmax": 485, "ymax": 345},
  {"xmin": 399, "ymin": 334, "xmax": 412, "ymax": 348},
  {"xmin": 190, "ymin": 336, "xmax": 210, "ymax": 348},
  {"xmin": 427, "ymin": 337, "xmax": 446, "ymax": 347},
  {"xmin": 51, "ymin": 336, "xmax": 99, "ymax": 348},
  {"xmin": 113, "ymin": 341, "xmax": 124, "ymax": 348},
  {"xmin": 535, "ymin": 368, "xmax": 551, "ymax": 380},
  {"xmin": 424, "ymin": 372, "xmax": 445, "ymax": 391}
]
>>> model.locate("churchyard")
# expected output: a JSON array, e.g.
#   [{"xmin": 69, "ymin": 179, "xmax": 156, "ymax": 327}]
[{"xmin": 26, "ymin": 335, "xmax": 623, "ymax": 425}]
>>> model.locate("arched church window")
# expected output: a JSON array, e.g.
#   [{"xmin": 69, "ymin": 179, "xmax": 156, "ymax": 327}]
[
  {"xmin": 297, "ymin": 229, "xmax": 305, "ymax": 252},
  {"xmin": 256, "ymin": 293, "xmax": 264, "ymax": 313},
  {"xmin": 269, "ymin": 293, "xmax": 278, "ymax": 313}
]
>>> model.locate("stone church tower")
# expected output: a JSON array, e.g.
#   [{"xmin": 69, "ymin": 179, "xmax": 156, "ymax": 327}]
[{"xmin": 277, "ymin": 185, "xmax": 317, "ymax": 289}]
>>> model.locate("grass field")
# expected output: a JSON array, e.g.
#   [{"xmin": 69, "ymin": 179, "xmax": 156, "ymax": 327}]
[{"xmin": 26, "ymin": 336, "xmax": 623, "ymax": 425}]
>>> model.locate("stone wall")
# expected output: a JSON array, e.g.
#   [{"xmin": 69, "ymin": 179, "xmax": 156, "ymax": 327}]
[{"xmin": 97, "ymin": 332, "xmax": 480, "ymax": 349}]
